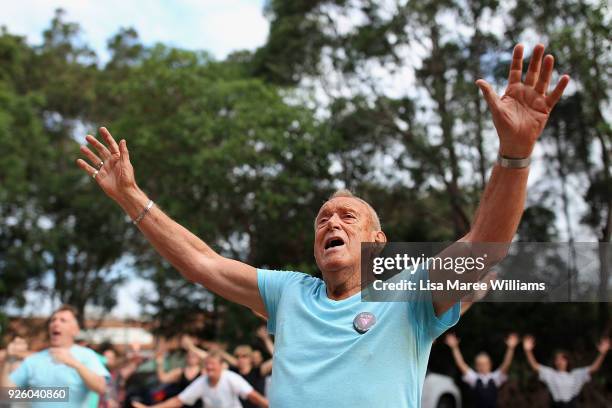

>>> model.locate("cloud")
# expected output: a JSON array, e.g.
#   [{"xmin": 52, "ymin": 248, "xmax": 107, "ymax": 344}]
[{"xmin": 0, "ymin": 0, "xmax": 269, "ymax": 61}]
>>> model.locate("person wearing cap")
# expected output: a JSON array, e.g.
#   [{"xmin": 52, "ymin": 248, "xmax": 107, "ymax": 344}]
[
  {"xmin": 0, "ymin": 304, "xmax": 109, "ymax": 408},
  {"xmin": 76, "ymin": 43, "xmax": 570, "ymax": 407}
]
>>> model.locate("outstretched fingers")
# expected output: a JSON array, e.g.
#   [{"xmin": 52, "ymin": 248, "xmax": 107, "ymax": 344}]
[
  {"xmin": 86, "ymin": 134, "xmax": 111, "ymax": 160},
  {"xmin": 524, "ymin": 44, "xmax": 545, "ymax": 87},
  {"xmin": 119, "ymin": 139, "xmax": 130, "ymax": 166},
  {"xmin": 100, "ymin": 127, "xmax": 120, "ymax": 155},
  {"xmin": 76, "ymin": 158, "xmax": 98, "ymax": 178},
  {"xmin": 535, "ymin": 54, "xmax": 554, "ymax": 94},
  {"xmin": 79, "ymin": 145, "xmax": 103, "ymax": 169},
  {"xmin": 545, "ymin": 75, "xmax": 570, "ymax": 108},
  {"xmin": 476, "ymin": 79, "xmax": 500, "ymax": 113},
  {"xmin": 508, "ymin": 44, "xmax": 524, "ymax": 85}
]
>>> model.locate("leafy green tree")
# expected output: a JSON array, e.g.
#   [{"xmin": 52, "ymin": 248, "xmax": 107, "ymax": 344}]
[{"xmin": 0, "ymin": 10, "xmax": 129, "ymax": 324}]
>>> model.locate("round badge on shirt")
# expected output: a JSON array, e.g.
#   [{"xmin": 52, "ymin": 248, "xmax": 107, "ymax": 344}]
[{"xmin": 353, "ymin": 312, "xmax": 376, "ymax": 334}]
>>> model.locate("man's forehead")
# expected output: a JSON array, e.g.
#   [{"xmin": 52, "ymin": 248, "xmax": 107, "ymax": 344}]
[
  {"xmin": 52, "ymin": 310, "xmax": 75, "ymax": 321},
  {"xmin": 317, "ymin": 196, "xmax": 368, "ymax": 215}
]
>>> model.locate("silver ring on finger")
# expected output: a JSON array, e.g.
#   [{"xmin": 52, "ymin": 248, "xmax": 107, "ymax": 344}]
[
  {"xmin": 92, "ymin": 170, "xmax": 99, "ymax": 179},
  {"xmin": 97, "ymin": 161, "xmax": 104, "ymax": 169}
]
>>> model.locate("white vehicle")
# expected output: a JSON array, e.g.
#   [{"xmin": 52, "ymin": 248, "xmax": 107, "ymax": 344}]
[{"xmin": 421, "ymin": 372, "xmax": 462, "ymax": 408}]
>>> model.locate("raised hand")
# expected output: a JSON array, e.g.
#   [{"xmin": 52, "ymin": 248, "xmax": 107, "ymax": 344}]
[
  {"xmin": 444, "ymin": 333, "xmax": 460, "ymax": 349},
  {"xmin": 506, "ymin": 333, "xmax": 520, "ymax": 349},
  {"xmin": 6, "ymin": 337, "xmax": 28, "ymax": 358},
  {"xmin": 180, "ymin": 334, "xmax": 196, "ymax": 350},
  {"xmin": 201, "ymin": 340, "xmax": 222, "ymax": 352},
  {"xmin": 256, "ymin": 326, "xmax": 269, "ymax": 340},
  {"xmin": 522, "ymin": 335, "xmax": 536, "ymax": 352},
  {"xmin": 596, "ymin": 338, "xmax": 610, "ymax": 354},
  {"xmin": 76, "ymin": 127, "xmax": 137, "ymax": 202},
  {"xmin": 476, "ymin": 44, "xmax": 570, "ymax": 158}
]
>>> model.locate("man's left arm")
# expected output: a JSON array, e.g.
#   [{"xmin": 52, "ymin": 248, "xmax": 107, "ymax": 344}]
[
  {"xmin": 588, "ymin": 338, "xmax": 610, "ymax": 375},
  {"xmin": 433, "ymin": 43, "xmax": 570, "ymax": 316},
  {"xmin": 73, "ymin": 361, "xmax": 107, "ymax": 394}
]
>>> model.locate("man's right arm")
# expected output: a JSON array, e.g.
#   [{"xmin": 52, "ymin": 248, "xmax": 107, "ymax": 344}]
[
  {"xmin": 119, "ymin": 186, "xmax": 265, "ymax": 315},
  {"xmin": 76, "ymin": 128, "xmax": 266, "ymax": 317}
]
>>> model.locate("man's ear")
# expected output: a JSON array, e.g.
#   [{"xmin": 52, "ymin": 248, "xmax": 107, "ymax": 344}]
[{"xmin": 374, "ymin": 231, "xmax": 387, "ymax": 243}]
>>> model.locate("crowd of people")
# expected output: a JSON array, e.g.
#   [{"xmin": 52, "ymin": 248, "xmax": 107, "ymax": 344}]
[
  {"xmin": 444, "ymin": 332, "xmax": 610, "ymax": 408},
  {"xmin": 0, "ymin": 305, "xmax": 272, "ymax": 408},
  {"xmin": 1, "ymin": 304, "xmax": 609, "ymax": 408}
]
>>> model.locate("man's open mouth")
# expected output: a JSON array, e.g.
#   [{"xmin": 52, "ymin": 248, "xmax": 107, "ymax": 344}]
[{"xmin": 324, "ymin": 237, "xmax": 345, "ymax": 251}]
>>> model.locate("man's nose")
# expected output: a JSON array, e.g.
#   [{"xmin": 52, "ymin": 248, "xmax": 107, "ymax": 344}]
[{"xmin": 327, "ymin": 214, "xmax": 342, "ymax": 229}]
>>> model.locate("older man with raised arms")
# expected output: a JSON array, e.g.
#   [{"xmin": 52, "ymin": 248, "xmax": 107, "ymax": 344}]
[{"xmin": 76, "ymin": 44, "xmax": 568, "ymax": 407}]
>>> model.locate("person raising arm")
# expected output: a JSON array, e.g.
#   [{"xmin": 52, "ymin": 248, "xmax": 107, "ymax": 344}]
[
  {"xmin": 588, "ymin": 337, "xmax": 610, "ymax": 375},
  {"xmin": 498, "ymin": 333, "xmax": 520, "ymax": 375},
  {"xmin": 444, "ymin": 333, "xmax": 518, "ymax": 408},
  {"xmin": 132, "ymin": 352, "xmax": 268, "ymax": 408},
  {"xmin": 431, "ymin": 44, "xmax": 570, "ymax": 315},
  {"xmin": 444, "ymin": 333, "xmax": 470, "ymax": 376},
  {"xmin": 76, "ymin": 129, "xmax": 265, "ymax": 317},
  {"xmin": 76, "ymin": 42, "xmax": 570, "ymax": 408},
  {"xmin": 523, "ymin": 335, "xmax": 610, "ymax": 407},
  {"xmin": 522, "ymin": 335, "xmax": 541, "ymax": 372}
]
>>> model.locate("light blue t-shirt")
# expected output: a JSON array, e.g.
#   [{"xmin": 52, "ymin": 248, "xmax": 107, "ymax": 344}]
[
  {"xmin": 10, "ymin": 344, "xmax": 110, "ymax": 408},
  {"xmin": 257, "ymin": 268, "xmax": 460, "ymax": 408}
]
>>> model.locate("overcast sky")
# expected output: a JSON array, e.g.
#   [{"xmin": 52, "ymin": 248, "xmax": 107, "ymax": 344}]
[{"xmin": 0, "ymin": 0, "xmax": 269, "ymax": 61}]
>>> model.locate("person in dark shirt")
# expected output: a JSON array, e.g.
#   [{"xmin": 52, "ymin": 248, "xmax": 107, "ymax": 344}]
[
  {"xmin": 230, "ymin": 345, "xmax": 272, "ymax": 408},
  {"xmin": 445, "ymin": 333, "xmax": 519, "ymax": 408},
  {"xmin": 156, "ymin": 341, "xmax": 203, "ymax": 408}
]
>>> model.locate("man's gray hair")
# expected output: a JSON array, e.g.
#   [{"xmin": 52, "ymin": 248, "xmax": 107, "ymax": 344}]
[{"xmin": 319, "ymin": 189, "xmax": 382, "ymax": 231}]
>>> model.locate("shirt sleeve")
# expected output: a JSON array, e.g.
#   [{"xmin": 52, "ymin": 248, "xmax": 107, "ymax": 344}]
[
  {"xmin": 462, "ymin": 368, "xmax": 478, "ymax": 387},
  {"xmin": 257, "ymin": 269, "xmax": 307, "ymax": 334},
  {"xmin": 178, "ymin": 376, "xmax": 206, "ymax": 406},
  {"xmin": 491, "ymin": 369, "xmax": 508, "ymax": 387},
  {"xmin": 8, "ymin": 359, "xmax": 30, "ymax": 387},
  {"xmin": 229, "ymin": 372, "xmax": 254, "ymax": 399},
  {"xmin": 570, "ymin": 367, "xmax": 591, "ymax": 388},
  {"xmin": 408, "ymin": 265, "xmax": 461, "ymax": 339},
  {"xmin": 83, "ymin": 350, "xmax": 110, "ymax": 380},
  {"xmin": 538, "ymin": 365, "xmax": 555, "ymax": 385}
]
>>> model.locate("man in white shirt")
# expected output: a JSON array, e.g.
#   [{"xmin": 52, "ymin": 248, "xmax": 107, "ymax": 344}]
[{"xmin": 132, "ymin": 351, "xmax": 268, "ymax": 408}]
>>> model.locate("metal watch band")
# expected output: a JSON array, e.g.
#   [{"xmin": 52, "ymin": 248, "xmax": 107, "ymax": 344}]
[
  {"xmin": 497, "ymin": 153, "xmax": 531, "ymax": 169},
  {"xmin": 133, "ymin": 200, "xmax": 154, "ymax": 225}
]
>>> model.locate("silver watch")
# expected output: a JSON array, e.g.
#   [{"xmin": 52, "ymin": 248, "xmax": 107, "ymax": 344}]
[{"xmin": 497, "ymin": 153, "xmax": 531, "ymax": 168}]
